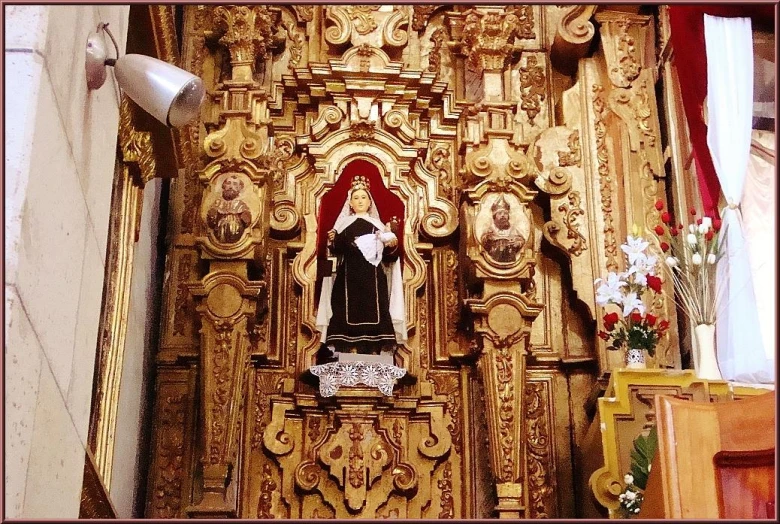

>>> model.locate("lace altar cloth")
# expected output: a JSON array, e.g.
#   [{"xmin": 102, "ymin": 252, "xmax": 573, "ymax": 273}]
[{"xmin": 309, "ymin": 361, "xmax": 407, "ymax": 397}]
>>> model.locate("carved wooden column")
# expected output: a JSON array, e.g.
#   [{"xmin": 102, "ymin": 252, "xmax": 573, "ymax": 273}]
[
  {"xmin": 185, "ymin": 5, "xmax": 279, "ymax": 517},
  {"xmin": 451, "ymin": 6, "xmax": 546, "ymax": 518}
]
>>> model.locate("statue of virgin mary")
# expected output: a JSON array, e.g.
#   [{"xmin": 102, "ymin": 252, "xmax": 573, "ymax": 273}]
[{"xmin": 315, "ymin": 175, "xmax": 407, "ymax": 354}]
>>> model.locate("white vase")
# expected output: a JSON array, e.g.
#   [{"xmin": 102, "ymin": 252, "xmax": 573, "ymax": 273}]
[
  {"xmin": 694, "ymin": 323, "xmax": 722, "ymax": 380},
  {"xmin": 626, "ymin": 348, "xmax": 646, "ymax": 369}
]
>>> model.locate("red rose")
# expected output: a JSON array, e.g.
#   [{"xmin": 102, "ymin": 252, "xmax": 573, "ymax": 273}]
[
  {"xmin": 646, "ymin": 274, "xmax": 663, "ymax": 293},
  {"xmin": 603, "ymin": 312, "xmax": 620, "ymax": 330},
  {"xmin": 660, "ymin": 241, "xmax": 670, "ymax": 252},
  {"xmin": 713, "ymin": 218, "xmax": 722, "ymax": 231},
  {"xmin": 658, "ymin": 320, "xmax": 670, "ymax": 331},
  {"xmin": 655, "ymin": 200, "xmax": 664, "ymax": 211},
  {"xmin": 598, "ymin": 330, "xmax": 610, "ymax": 341},
  {"xmin": 705, "ymin": 230, "xmax": 714, "ymax": 241},
  {"xmin": 670, "ymin": 228, "xmax": 679, "ymax": 237},
  {"xmin": 696, "ymin": 218, "xmax": 702, "ymax": 225},
  {"xmin": 630, "ymin": 311, "xmax": 642, "ymax": 323},
  {"xmin": 690, "ymin": 208, "xmax": 697, "ymax": 216},
  {"xmin": 661, "ymin": 211, "xmax": 671, "ymax": 224},
  {"xmin": 678, "ymin": 224, "xmax": 684, "ymax": 230},
  {"xmin": 646, "ymin": 313, "xmax": 657, "ymax": 327},
  {"xmin": 654, "ymin": 225, "xmax": 665, "ymax": 235}
]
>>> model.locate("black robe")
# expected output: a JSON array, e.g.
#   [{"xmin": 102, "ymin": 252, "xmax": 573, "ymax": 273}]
[{"xmin": 326, "ymin": 218, "xmax": 398, "ymax": 351}]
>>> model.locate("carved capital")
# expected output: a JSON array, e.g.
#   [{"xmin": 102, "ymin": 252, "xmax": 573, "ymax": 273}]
[{"xmin": 213, "ymin": 6, "xmax": 279, "ymax": 81}]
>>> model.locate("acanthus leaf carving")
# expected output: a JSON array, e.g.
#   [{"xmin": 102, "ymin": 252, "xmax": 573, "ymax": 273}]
[
  {"xmin": 525, "ymin": 381, "xmax": 554, "ymax": 519},
  {"xmin": 518, "ymin": 54, "xmax": 546, "ymax": 126}
]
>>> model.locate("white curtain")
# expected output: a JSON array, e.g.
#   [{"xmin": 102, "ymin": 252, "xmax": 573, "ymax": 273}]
[
  {"xmin": 743, "ymin": 131, "xmax": 776, "ymax": 364},
  {"xmin": 704, "ymin": 15, "xmax": 773, "ymax": 383}
]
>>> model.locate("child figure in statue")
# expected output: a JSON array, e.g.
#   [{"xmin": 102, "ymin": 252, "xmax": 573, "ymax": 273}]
[{"xmin": 316, "ymin": 175, "xmax": 407, "ymax": 355}]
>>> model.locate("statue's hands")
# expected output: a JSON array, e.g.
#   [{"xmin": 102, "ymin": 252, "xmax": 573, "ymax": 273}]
[
  {"xmin": 327, "ymin": 229, "xmax": 336, "ymax": 243},
  {"xmin": 385, "ymin": 236, "xmax": 398, "ymax": 248}
]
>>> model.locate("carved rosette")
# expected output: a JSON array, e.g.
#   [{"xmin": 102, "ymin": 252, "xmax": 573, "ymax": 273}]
[{"xmin": 187, "ymin": 272, "xmax": 265, "ymax": 511}]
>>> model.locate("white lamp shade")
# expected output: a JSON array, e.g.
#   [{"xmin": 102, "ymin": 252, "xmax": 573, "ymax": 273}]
[{"xmin": 113, "ymin": 54, "xmax": 205, "ymax": 127}]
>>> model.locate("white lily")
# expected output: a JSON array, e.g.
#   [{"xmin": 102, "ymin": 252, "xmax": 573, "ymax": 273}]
[
  {"xmin": 595, "ymin": 272, "xmax": 627, "ymax": 306},
  {"xmin": 621, "ymin": 293, "xmax": 645, "ymax": 317},
  {"xmin": 620, "ymin": 236, "xmax": 650, "ymax": 264}
]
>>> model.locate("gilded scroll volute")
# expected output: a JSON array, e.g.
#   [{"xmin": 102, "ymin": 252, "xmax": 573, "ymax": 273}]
[{"xmin": 324, "ymin": 6, "xmax": 409, "ymax": 51}]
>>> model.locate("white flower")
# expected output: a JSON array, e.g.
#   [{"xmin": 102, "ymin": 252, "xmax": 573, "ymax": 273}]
[
  {"xmin": 689, "ymin": 224, "xmax": 696, "ymax": 233},
  {"xmin": 595, "ymin": 272, "xmax": 627, "ymax": 306},
  {"xmin": 621, "ymin": 292, "xmax": 646, "ymax": 317},
  {"xmin": 692, "ymin": 253, "xmax": 702, "ymax": 265},
  {"xmin": 621, "ymin": 236, "xmax": 650, "ymax": 264},
  {"xmin": 665, "ymin": 256, "xmax": 679, "ymax": 268},
  {"xmin": 628, "ymin": 253, "xmax": 657, "ymax": 281},
  {"xmin": 699, "ymin": 217, "xmax": 712, "ymax": 233},
  {"xmin": 707, "ymin": 253, "xmax": 716, "ymax": 265},
  {"xmin": 634, "ymin": 508, "xmax": 640, "ymax": 513},
  {"xmin": 687, "ymin": 233, "xmax": 698, "ymax": 246},
  {"xmin": 624, "ymin": 473, "xmax": 634, "ymax": 484},
  {"xmin": 619, "ymin": 494, "xmax": 626, "ymax": 501},
  {"xmin": 647, "ymin": 464, "xmax": 651, "ymax": 472},
  {"xmin": 625, "ymin": 491, "xmax": 636, "ymax": 501}
]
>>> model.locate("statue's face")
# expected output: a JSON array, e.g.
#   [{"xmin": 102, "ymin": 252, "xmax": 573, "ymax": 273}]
[
  {"xmin": 349, "ymin": 189, "xmax": 371, "ymax": 214},
  {"xmin": 494, "ymin": 208, "xmax": 510, "ymax": 230}
]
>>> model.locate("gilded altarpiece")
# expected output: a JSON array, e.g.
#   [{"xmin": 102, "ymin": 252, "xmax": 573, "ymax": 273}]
[{"xmin": 144, "ymin": 5, "xmax": 677, "ymax": 519}]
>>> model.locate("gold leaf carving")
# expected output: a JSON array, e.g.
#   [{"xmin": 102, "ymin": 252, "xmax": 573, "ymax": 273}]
[
  {"xmin": 519, "ymin": 55, "xmax": 546, "ymax": 126},
  {"xmin": 429, "ymin": 373, "xmax": 463, "ymax": 453},
  {"xmin": 437, "ymin": 461, "xmax": 455, "ymax": 518},
  {"xmin": 557, "ymin": 130, "xmax": 582, "ymax": 167},
  {"xmin": 172, "ymin": 254, "xmax": 193, "ymax": 337},
  {"xmin": 494, "ymin": 340, "xmax": 516, "ymax": 482},
  {"xmin": 592, "ymin": 85, "xmax": 619, "ymax": 271},
  {"xmin": 525, "ymin": 382, "xmax": 554, "ymax": 519},
  {"xmin": 346, "ymin": 5, "xmax": 380, "ymax": 35},
  {"xmin": 153, "ymin": 394, "xmax": 186, "ymax": 518},
  {"xmin": 214, "ymin": 6, "xmax": 277, "ymax": 70},
  {"xmin": 257, "ymin": 463, "xmax": 277, "ymax": 518},
  {"xmin": 427, "ymin": 27, "xmax": 446, "ymax": 74},
  {"xmin": 412, "ymin": 5, "xmax": 437, "ymax": 32}
]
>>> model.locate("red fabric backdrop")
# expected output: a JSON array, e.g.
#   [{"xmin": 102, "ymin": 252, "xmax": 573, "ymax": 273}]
[
  {"xmin": 316, "ymin": 159, "xmax": 405, "ymax": 260},
  {"xmin": 668, "ymin": 5, "xmax": 775, "ymax": 215}
]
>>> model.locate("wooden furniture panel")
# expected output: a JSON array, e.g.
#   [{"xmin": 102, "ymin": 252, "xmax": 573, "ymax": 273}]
[{"xmin": 643, "ymin": 391, "xmax": 775, "ymax": 519}]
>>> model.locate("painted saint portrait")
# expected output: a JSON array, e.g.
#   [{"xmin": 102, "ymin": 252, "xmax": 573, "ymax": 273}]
[{"xmin": 476, "ymin": 193, "xmax": 529, "ymax": 264}]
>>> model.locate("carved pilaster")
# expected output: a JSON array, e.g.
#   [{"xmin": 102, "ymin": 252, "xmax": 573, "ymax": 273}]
[
  {"xmin": 213, "ymin": 5, "xmax": 279, "ymax": 82},
  {"xmin": 186, "ymin": 272, "xmax": 265, "ymax": 516}
]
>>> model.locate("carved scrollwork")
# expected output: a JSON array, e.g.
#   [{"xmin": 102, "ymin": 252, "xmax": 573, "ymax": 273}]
[
  {"xmin": 256, "ymin": 463, "xmax": 277, "ymax": 518},
  {"xmin": 557, "ymin": 5, "xmax": 597, "ymax": 45},
  {"xmin": 424, "ymin": 142, "xmax": 455, "ymax": 201},
  {"xmin": 346, "ymin": 5, "xmax": 380, "ymax": 35},
  {"xmin": 592, "ymin": 84, "xmax": 620, "ymax": 271},
  {"xmin": 412, "ymin": 5, "xmax": 437, "ymax": 32},
  {"xmin": 311, "ymin": 106, "xmax": 345, "ymax": 141},
  {"xmin": 350, "ymin": 119, "xmax": 376, "ymax": 140},
  {"xmin": 383, "ymin": 8, "xmax": 409, "ymax": 47},
  {"xmin": 557, "ymin": 130, "xmax": 582, "ymax": 167},
  {"xmin": 506, "ymin": 5, "xmax": 535, "ymax": 40},
  {"xmin": 543, "ymin": 191, "xmax": 587, "ymax": 257},
  {"xmin": 525, "ymin": 381, "xmax": 554, "ymax": 519},
  {"xmin": 519, "ymin": 54, "xmax": 547, "ymax": 126},
  {"xmin": 324, "ymin": 7, "xmax": 353, "ymax": 46},
  {"xmin": 534, "ymin": 166, "xmax": 571, "ymax": 196},
  {"xmin": 292, "ymin": 5, "xmax": 314, "ymax": 23},
  {"xmin": 427, "ymin": 27, "xmax": 446, "ymax": 74},
  {"xmin": 437, "ymin": 461, "xmax": 455, "ymax": 518},
  {"xmin": 429, "ymin": 373, "xmax": 463, "ymax": 453},
  {"xmin": 383, "ymin": 110, "xmax": 416, "ymax": 144}
]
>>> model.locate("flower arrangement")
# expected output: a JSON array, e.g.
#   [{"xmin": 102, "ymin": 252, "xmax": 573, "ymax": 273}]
[
  {"xmin": 651, "ymin": 200, "xmax": 725, "ymax": 325},
  {"xmin": 594, "ymin": 233, "xmax": 669, "ymax": 358},
  {"xmin": 618, "ymin": 426, "xmax": 658, "ymax": 517}
]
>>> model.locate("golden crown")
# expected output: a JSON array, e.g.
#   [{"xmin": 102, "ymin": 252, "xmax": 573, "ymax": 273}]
[{"xmin": 350, "ymin": 175, "xmax": 370, "ymax": 193}]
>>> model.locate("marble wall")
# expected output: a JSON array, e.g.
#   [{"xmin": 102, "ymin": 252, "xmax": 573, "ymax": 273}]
[{"xmin": 3, "ymin": 5, "xmax": 157, "ymax": 518}]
